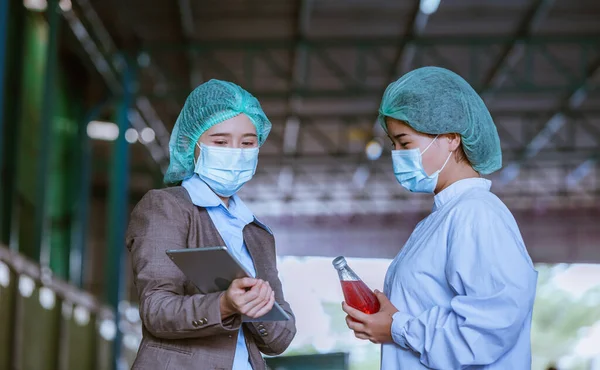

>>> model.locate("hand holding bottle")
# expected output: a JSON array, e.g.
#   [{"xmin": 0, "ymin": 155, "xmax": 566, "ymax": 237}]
[
  {"xmin": 220, "ymin": 278, "xmax": 275, "ymax": 319},
  {"xmin": 342, "ymin": 289, "xmax": 399, "ymax": 344},
  {"xmin": 332, "ymin": 256, "xmax": 380, "ymax": 314}
]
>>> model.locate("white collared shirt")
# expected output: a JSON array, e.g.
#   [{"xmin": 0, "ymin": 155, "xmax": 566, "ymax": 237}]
[
  {"xmin": 382, "ymin": 178, "xmax": 538, "ymax": 369},
  {"xmin": 182, "ymin": 175, "xmax": 270, "ymax": 370}
]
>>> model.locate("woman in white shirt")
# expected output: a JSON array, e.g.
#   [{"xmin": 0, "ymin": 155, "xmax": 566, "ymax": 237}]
[{"xmin": 342, "ymin": 66, "xmax": 538, "ymax": 370}]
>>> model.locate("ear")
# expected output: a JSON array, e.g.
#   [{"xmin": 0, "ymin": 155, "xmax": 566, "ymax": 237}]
[{"xmin": 445, "ymin": 133, "xmax": 461, "ymax": 153}]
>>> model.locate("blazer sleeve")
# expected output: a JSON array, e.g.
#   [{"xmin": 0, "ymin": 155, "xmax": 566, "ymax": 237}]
[
  {"xmin": 245, "ymin": 232, "xmax": 297, "ymax": 355},
  {"xmin": 126, "ymin": 189, "xmax": 242, "ymax": 340}
]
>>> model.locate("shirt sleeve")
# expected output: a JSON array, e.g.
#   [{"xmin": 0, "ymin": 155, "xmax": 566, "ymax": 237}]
[{"xmin": 391, "ymin": 199, "xmax": 538, "ymax": 369}]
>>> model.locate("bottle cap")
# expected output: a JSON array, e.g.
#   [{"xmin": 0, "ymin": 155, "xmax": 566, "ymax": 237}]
[{"xmin": 332, "ymin": 256, "xmax": 347, "ymax": 270}]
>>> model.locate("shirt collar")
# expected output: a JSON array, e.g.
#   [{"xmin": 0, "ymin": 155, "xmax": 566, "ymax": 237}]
[
  {"xmin": 181, "ymin": 174, "xmax": 270, "ymax": 232},
  {"xmin": 433, "ymin": 178, "xmax": 492, "ymax": 211},
  {"xmin": 182, "ymin": 174, "xmax": 221, "ymax": 208}
]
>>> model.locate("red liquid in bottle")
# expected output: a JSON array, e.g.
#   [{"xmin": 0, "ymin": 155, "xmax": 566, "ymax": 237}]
[{"xmin": 341, "ymin": 280, "xmax": 380, "ymax": 314}]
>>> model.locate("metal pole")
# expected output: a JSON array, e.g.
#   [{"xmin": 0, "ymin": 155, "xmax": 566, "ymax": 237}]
[
  {"xmin": 70, "ymin": 99, "xmax": 108, "ymax": 288},
  {"xmin": 105, "ymin": 58, "xmax": 134, "ymax": 370},
  {"xmin": 33, "ymin": 0, "xmax": 61, "ymax": 265},
  {"xmin": 0, "ymin": 0, "xmax": 25, "ymax": 247},
  {"xmin": 0, "ymin": 0, "xmax": 9, "ymax": 187}
]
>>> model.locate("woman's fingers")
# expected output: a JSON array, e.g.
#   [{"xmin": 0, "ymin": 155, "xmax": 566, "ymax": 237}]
[
  {"xmin": 238, "ymin": 281, "xmax": 273, "ymax": 315},
  {"xmin": 239, "ymin": 297, "xmax": 264, "ymax": 316},
  {"xmin": 345, "ymin": 311, "xmax": 370, "ymax": 340},
  {"xmin": 246, "ymin": 280, "xmax": 272, "ymax": 305},
  {"xmin": 226, "ymin": 278, "xmax": 262, "ymax": 312},
  {"xmin": 231, "ymin": 277, "xmax": 259, "ymax": 291},
  {"xmin": 243, "ymin": 282, "xmax": 265, "ymax": 306},
  {"xmin": 354, "ymin": 331, "xmax": 370, "ymax": 340},
  {"xmin": 342, "ymin": 301, "xmax": 370, "ymax": 323},
  {"xmin": 345, "ymin": 315, "xmax": 366, "ymax": 333},
  {"xmin": 231, "ymin": 285, "xmax": 259, "ymax": 310},
  {"xmin": 246, "ymin": 291, "xmax": 275, "ymax": 318}
]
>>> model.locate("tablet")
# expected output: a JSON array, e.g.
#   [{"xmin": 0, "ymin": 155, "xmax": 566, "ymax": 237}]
[{"xmin": 166, "ymin": 246, "xmax": 290, "ymax": 322}]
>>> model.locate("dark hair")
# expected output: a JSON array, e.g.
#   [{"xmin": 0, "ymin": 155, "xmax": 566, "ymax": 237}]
[{"xmin": 454, "ymin": 144, "xmax": 469, "ymax": 165}]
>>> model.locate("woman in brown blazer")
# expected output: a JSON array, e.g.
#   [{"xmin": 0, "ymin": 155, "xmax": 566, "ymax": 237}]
[{"xmin": 126, "ymin": 80, "xmax": 296, "ymax": 369}]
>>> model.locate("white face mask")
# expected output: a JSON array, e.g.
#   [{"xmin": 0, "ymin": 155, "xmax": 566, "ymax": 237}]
[
  {"xmin": 194, "ymin": 143, "xmax": 259, "ymax": 197},
  {"xmin": 391, "ymin": 136, "xmax": 452, "ymax": 194}
]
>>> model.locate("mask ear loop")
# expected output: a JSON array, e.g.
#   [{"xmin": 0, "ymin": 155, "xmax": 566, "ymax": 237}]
[
  {"xmin": 421, "ymin": 135, "xmax": 439, "ymax": 155},
  {"xmin": 422, "ymin": 134, "xmax": 454, "ymax": 178},
  {"xmin": 424, "ymin": 151, "xmax": 453, "ymax": 179},
  {"xmin": 194, "ymin": 142, "xmax": 202, "ymax": 166},
  {"xmin": 437, "ymin": 151, "xmax": 453, "ymax": 174}
]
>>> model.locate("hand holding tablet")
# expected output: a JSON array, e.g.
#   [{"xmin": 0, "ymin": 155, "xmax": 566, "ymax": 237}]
[{"xmin": 166, "ymin": 246, "xmax": 290, "ymax": 322}]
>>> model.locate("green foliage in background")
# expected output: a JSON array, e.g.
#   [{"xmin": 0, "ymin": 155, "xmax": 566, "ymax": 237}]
[
  {"xmin": 286, "ymin": 264, "xmax": 600, "ymax": 370},
  {"xmin": 531, "ymin": 265, "xmax": 600, "ymax": 370}
]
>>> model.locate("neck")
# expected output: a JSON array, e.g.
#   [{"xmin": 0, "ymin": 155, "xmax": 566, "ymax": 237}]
[
  {"xmin": 434, "ymin": 164, "xmax": 480, "ymax": 194},
  {"xmin": 219, "ymin": 195, "xmax": 230, "ymax": 207}
]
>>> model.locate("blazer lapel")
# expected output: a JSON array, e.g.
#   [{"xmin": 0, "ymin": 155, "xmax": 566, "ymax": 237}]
[
  {"xmin": 242, "ymin": 223, "xmax": 272, "ymax": 280},
  {"xmin": 195, "ymin": 206, "xmax": 227, "ymax": 248}
]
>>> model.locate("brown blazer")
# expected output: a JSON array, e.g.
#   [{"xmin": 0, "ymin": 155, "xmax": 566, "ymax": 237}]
[{"xmin": 126, "ymin": 186, "xmax": 296, "ymax": 370}]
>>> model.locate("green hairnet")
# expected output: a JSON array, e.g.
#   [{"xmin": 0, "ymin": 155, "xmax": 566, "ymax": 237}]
[
  {"xmin": 378, "ymin": 66, "xmax": 502, "ymax": 175},
  {"xmin": 164, "ymin": 79, "xmax": 272, "ymax": 184}
]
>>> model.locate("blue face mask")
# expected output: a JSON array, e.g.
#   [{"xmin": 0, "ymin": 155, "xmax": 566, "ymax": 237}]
[
  {"xmin": 392, "ymin": 136, "xmax": 452, "ymax": 194},
  {"xmin": 194, "ymin": 143, "xmax": 259, "ymax": 197}
]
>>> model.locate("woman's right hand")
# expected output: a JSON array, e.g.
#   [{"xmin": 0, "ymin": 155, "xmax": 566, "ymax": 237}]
[{"xmin": 220, "ymin": 277, "xmax": 275, "ymax": 319}]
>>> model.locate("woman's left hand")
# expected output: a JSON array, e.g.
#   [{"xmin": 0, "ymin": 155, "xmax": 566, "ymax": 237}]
[{"xmin": 342, "ymin": 290, "xmax": 399, "ymax": 344}]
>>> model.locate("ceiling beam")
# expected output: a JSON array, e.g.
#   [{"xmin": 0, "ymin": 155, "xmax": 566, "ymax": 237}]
[
  {"xmin": 278, "ymin": 0, "xmax": 314, "ymax": 189},
  {"xmin": 177, "ymin": 0, "xmax": 202, "ymax": 89},
  {"xmin": 148, "ymin": 84, "xmax": 600, "ymax": 101},
  {"xmin": 142, "ymin": 35, "xmax": 600, "ymax": 102},
  {"xmin": 143, "ymin": 35, "xmax": 599, "ymax": 52},
  {"xmin": 497, "ymin": 56, "xmax": 600, "ymax": 187},
  {"xmin": 263, "ymin": 109, "xmax": 600, "ymax": 122},
  {"xmin": 479, "ymin": 0, "xmax": 556, "ymax": 100},
  {"xmin": 388, "ymin": 0, "xmax": 434, "ymax": 80},
  {"xmin": 66, "ymin": 0, "xmax": 170, "ymax": 172},
  {"xmin": 285, "ymin": 0, "xmax": 313, "ymax": 144}
]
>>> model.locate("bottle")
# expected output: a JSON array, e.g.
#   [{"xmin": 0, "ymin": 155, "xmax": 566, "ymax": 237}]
[{"xmin": 332, "ymin": 256, "xmax": 380, "ymax": 314}]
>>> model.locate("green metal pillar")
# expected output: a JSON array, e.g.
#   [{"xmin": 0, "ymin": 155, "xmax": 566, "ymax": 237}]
[
  {"xmin": 47, "ymin": 72, "xmax": 79, "ymax": 280},
  {"xmin": 0, "ymin": 0, "xmax": 25, "ymax": 247},
  {"xmin": 71, "ymin": 100, "xmax": 107, "ymax": 288},
  {"xmin": 33, "ymin": 0, "xmax": 60, "ymax": 265},
  {"xmin": 12, "ymin": 12, "xmax": 49, "ymax": 258},
  {"xmin": 105, "ymin": 58, "xmax": 135, "ymax": 370},
  {"xmin": 0, "ymin": 0, "xmax": 9, "ymax": 180}
]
